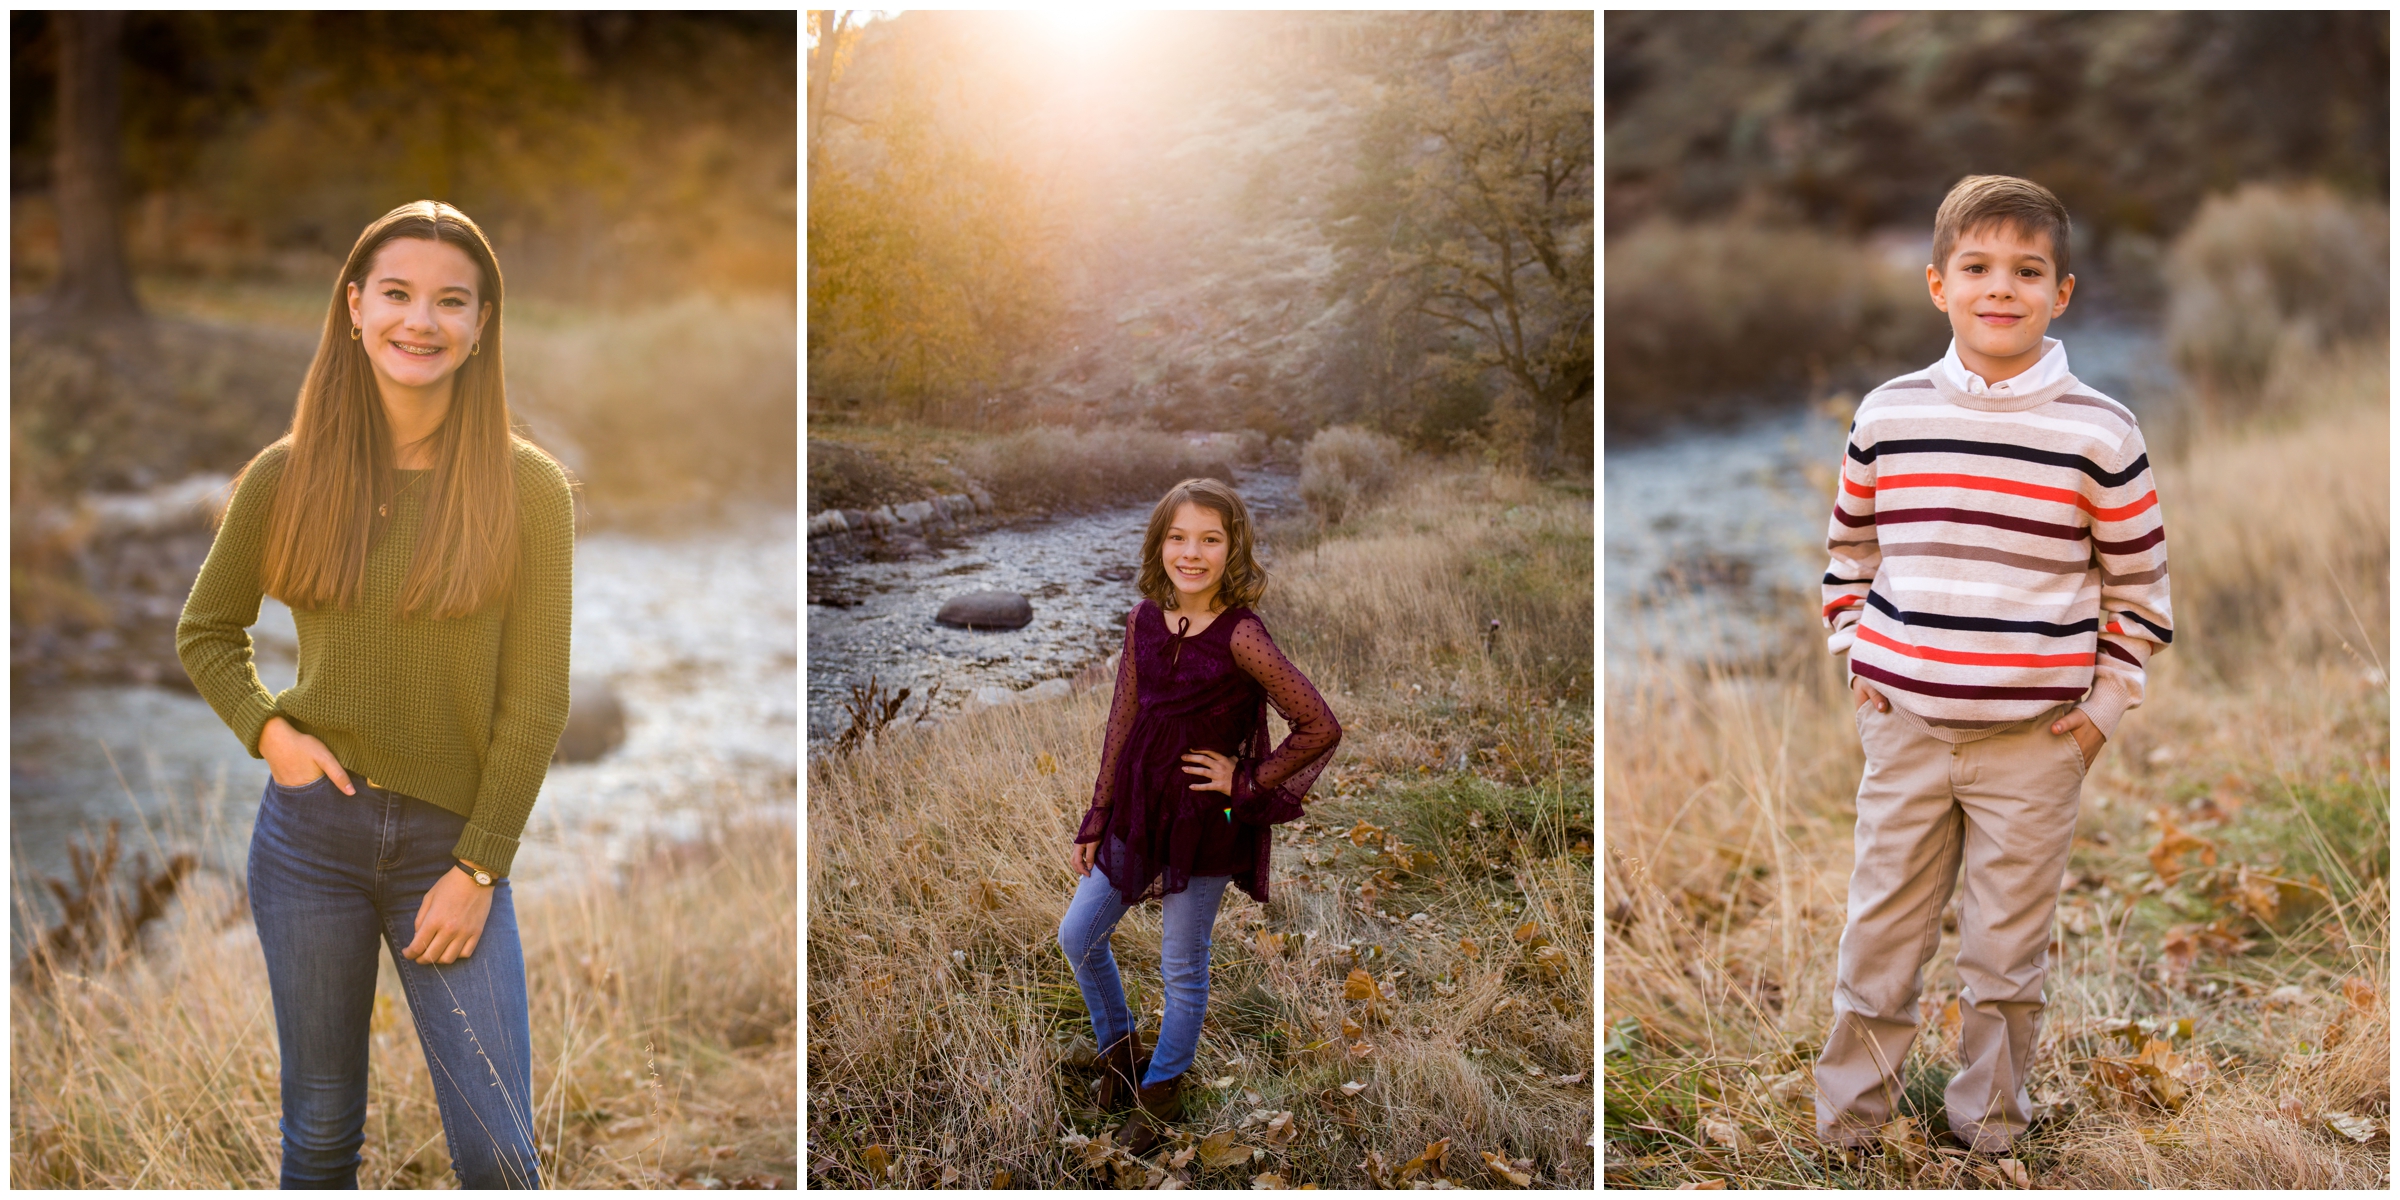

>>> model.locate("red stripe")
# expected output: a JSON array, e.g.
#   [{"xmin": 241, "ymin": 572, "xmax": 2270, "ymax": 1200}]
[
  {"xmin": 1844, "ymin": 475, "xmax": 1875, "ymax": 498},
  {"xmin": 1856, "ymin": 624, "xmax": 2089, "ymax": 668},
  {"xmin": 1824, "ymin": 595, "xmax": 1861, "ymax": 619},
  {"xmin": 1879, "ymin": 473, "xmax": 2159, "ymax": 521}
]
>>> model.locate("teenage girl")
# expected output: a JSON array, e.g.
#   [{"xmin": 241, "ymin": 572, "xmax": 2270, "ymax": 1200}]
[
  {"xmin": 178, "ymin": 200, "xmax": 574, "ymax": 1189},
  {"xmin": 1057, "ymin": 476, "xmax": 1341, "ymax": 1152}
]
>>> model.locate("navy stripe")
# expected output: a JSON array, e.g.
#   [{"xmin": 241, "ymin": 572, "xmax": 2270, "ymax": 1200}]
[
  {"xmin": 2115, "ymin": 608, "xmax": 2175, "ymax": 644},
  {"xmin": 1849, "ymin": 438, "xmax": 2149, "ymax": 488},
  {"xmin": 1878, "ymin": 507, "xmax": 2086, "ymax": 542},
  {"xmin": 1867, "ymin": 589, "xmax": 2098, "ymax": 637},
  {"xmin": 1823, "ymin": 573, "xmax": 1874, "ymax": 585},
  {"xmin": 1852, "ymin": 659, "xmax": 2091, "ymax": 701}
]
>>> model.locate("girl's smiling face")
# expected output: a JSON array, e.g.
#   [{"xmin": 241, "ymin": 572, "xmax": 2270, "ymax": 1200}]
[
  {"xmin": 346, "ymin": 237, "xmax": 490, "ymax": 398},
  {"xmin": 1161, "ymin": 501, "xmax": 1229, "ymax": 607}
]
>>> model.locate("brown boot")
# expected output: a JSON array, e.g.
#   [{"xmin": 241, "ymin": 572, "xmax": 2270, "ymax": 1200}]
[
  {"xmin": 1118, "ymin": 1073, "xmax": 1184, "ymax": 1155},
  {"xmin": 1092, "ymin": 1032, "xmax": 1143, "ymax": 1113}
]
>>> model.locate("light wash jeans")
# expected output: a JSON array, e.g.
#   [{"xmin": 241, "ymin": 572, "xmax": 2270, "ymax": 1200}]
[
  {"xmin": 248, "ymin": 774, "xmax": 540, "ymax": 1188},
  {"xmin": 1056, "ymin": 866, "xmax": 1231, "ymax": 1087}
]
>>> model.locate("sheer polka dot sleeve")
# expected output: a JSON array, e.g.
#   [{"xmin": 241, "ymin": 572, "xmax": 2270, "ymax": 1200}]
[
  {"xmin": 1226, "ymin": 615, "xmax": 1341, "ymax": 824},
  {"xmin": 1074, "ymin": 605, "xmax": 1143, "ymax": 844}
]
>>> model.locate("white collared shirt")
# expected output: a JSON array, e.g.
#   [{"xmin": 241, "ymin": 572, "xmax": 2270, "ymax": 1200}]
[{"xmin": 1935, "ymin": 336, "xmax": 2070, "ymax": 398}]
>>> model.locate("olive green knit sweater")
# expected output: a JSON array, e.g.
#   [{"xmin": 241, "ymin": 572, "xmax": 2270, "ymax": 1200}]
[{"xmin": 177, "ymin": 440, "xmax": 575, "ymax": 876}]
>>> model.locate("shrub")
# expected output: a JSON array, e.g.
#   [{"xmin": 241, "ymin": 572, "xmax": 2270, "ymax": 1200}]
[
  {"xmin": 2164, "ymin": 182, "xmax": 2388, "ymax": 419},
  {"xmin": 954, "ymin": 427, "xmax": 1238, "ymax": 514},
  {"xmin": 1603, "ymin": 221, "xmax": 1946, "ymax": 427},
  {"xmin": 1297, "ymin": 425, "xmax": 1400, "ymax": 524}
]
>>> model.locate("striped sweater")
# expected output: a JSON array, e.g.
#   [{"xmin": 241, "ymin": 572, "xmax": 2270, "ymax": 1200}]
[{"xmin": 1822, "ymin": 353, "xmax": 2173, "ymax": 742}]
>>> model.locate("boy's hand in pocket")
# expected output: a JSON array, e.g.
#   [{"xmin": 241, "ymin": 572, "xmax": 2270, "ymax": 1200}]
[
  {"xmin": 2051, "ymin": 708, "xmax": 2105, "ymax": 768},
  {"xmin": 1850, "ymin": 678, "xmax": 1890, "ymax": 713}
]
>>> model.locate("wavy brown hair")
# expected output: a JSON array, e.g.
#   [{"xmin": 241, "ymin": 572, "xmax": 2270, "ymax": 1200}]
[
  {"xmin": 1136, "ymin": 477, "xmax": 1266, "ymax": 612},
  {"xmin": 244, "ymin": 200, "xmax": 546, "ymax": 619}
]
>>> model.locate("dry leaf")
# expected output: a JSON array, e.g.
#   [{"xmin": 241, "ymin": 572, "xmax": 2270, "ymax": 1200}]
[
  {"xmin": 2265, "ymin": 984, "xmax": 2308, "ymax": 1009},
  {"xmin": 1244, "ymin": 1088, "xmax": 1265, "ymax": 1108},
  {"xmin": 1169, "ymin": 1144, "xmax": 1197, "ymax": 1169},
  {"xmin": 1198, "ymin": 1130, "xmax": 1259, "ymax": 1170},
  {"xmin": 1762, "ymin": 1069, "xmax": 1809, "ymax": 1107},
  {"xmin": 1676, "ymin": 1181, "xmax": 1727, "ymax": 1190},
  {"xmin": 862, "ymin": 1144, "xmax": 891, "ymax": 1182},
  {"xmin": 1481, "ymin": 1151, "xmax": 1532, "ymax": 1187},
  {"xmin": 863, "ymin": 974, "xmax": 893, "ymax": 997},
  {"xmin": 1349, "ymin": 821, "xmax": 1384, "ymax": 846},
  {"xmin": 989, "ymin": 1169, "xmax": 1010, "ymax": 1188},
  {"xmin": 1938, "ymin": 997, "xmax": 1963, "ymax": 1045},
  {"xmin": 2146, "ymin": 811, "xmax": 2217, "ymax": 884},
  {"xmin": 1251, "ymin": 1174, "xmax": 1290, "ymax": 1190},
  {"xmin": 1347, "ymin": 1040, "xmax": 1377, "ymax": 1060},
  {"xmin": 1553, "ymin": 1070, "xmax": 1587, "ymax": 1086},
  {"xmin": 1210, "ymin": 1076, "xmax": 1237, "ymax": 1089},
  {"xmin": 1531, "ymin": 945, "xmax": 1569, "ymax": 977},
  {"xmin": 2343, "ymin": 977, "xmax": 2378, "ymax": 1011},
  {"xmin": 2159, "ymin": 927, "xmax": 2198, "ymax": 986},
  {"xmin": 1458, "ymin": 938, "xmax": 1481, "ymax": 960},
  {"xmin": 1361, "ymin": 1151, "xmax": 1389, "ymax": 1189},
  {"xmin": 1036, "ymin": 752, "xmax": 1059, "ymax": 775},
  {"xmin": 1342, "ymin": 1016, "xmax": 1364, "ymax": 1040},
  {"xmin": 940, "ymin": 1164, "xmax": 959, "ymax": 1186},
  {"xmin": 2325, "ymin": 1111, "xmax": 2380, "ymax": 1143},
  {"xmin": 1993, "ymin": 1157, "xmax": 2030, "ymax": 1188},
  {"xmin": 1700, "ymin": 1113, "xmax": 1744, "ymax": 1151},
  {"xmin": 1261, "ymin": 1111, "xmax": 1298, "ymax": 1145},
  {"xmin": 1255, "ymin": 931, "xmax": 1285, "ymax": 957},
  {"xmin": 1393, "ymin": 1137, "xmax": 1451, "ymax": 1184},
  {"xmin": 1344, "ymin": 969, "xmax": 1378, "ymax": 1000},
  {"xmin": 2277, "ymin": 1094, "xmax": 2307, "ymax": 1123},
  {"xmin": 1340, "ymin": 1080, "xmax": 1368, "ymax": 1097},
  {"xmin": 1512, "ymin": 920, "xmax": 1545, "ymax": 945}
]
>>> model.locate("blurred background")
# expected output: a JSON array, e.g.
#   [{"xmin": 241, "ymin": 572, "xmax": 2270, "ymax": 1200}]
[
  {"xmin": 807, "ymin": 9, "xmax": 1592, "ymax": 743},
  {"xmin": 11, "ymin": 13, "xmax": 796, "ymax": 1188},
  {"xmin": 1604, "ymin": 13, "xmax": 2390, "ymax": 1188}
]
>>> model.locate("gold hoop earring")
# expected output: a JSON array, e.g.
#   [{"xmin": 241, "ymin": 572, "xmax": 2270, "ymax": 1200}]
[
  {"xmin": 350, "ymin": 326, "xmax": 362, "ymax": 341},
  {"xmin": 471, "ymin": 342, "xmax": 481, "ymax": 356}
]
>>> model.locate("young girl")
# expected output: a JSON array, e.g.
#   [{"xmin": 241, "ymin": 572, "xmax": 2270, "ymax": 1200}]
[
  {"xmin": 177, "ymin": 200, "xmax": 574, "ymax": 1189},
  {"xmin": 1057, "ymin": 477, "xmax": 1342, "ymax": 1153}
]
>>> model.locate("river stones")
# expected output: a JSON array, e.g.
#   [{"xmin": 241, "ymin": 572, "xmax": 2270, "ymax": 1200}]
[
  {"xmin": 555, "ymin": 676, "xmax": 628, "ymax": 763},
  {"xmin": 936, "ymin": 590, "xmax": 1033, "ymax": 630}
]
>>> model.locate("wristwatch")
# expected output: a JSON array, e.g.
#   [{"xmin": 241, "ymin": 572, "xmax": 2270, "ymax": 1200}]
[{"xmin": 454, "ymin": 860, "xmax": 497, "ymax": 887}]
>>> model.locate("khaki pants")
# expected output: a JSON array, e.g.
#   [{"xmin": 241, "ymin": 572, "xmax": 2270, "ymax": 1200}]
[{"xmin": 1814, "ymin": 700, "xmax": 2086, "ymax": 1152}]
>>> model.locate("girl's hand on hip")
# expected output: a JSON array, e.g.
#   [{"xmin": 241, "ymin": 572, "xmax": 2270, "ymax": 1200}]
[
  {"xmin": 1180, "ymin": 749, "xmax": 1234, "ymax": 795},
  {"xmin": 403, "ymin": 867, "xmax": 493, "ymax": 965},
  {"xmin": 1070, "ymin": 839, "xmax": 1097, "ymax": 877},
  {"xmin": 261, "ymin": 716, "xmax": 356, "ymax": 793}
]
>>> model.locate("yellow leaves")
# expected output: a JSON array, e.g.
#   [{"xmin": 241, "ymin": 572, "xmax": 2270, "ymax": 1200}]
[
  {"xmin": 1168, "ymin": 1144, "xmax": 1197, "ymax": 1170},
  {"xmin": 1512, "ymin": 920, "xmax": 1548, "ymax": 948},
  {"xmin": 1197, "ymin": 1129, "xmax": 1259, "ymax": 1170},
  {"xmin": 1480, "ymin": 1150, "xmax": 1534, "ymax": 1186},
  {"xmin": 1249, "ymin": 1172, "xmax": 1291, "ymax": 1189},
  {"xmin": 1035, "ymin": 752, "xmax": 1059, "ymax": 775},
  {"xmin": 2087, "ymin": 1037, "xmax": 2205, "ymax": 1112},
  {"xmin": 1530, "ymin": 945, "xmax": 1570, "ymax": 979},
  {"xmin": 1254, "ymin": 931, "xmax": 1285, "ymax": 958},
  {"xmin": 1348, "ymin": 820, "xmax": 1385, "ymax": 847},
  {"xmin": 2145, "ymin": 810, "xmax": 2218, "ymax": 884},
  {"xmin": 2342, "ymin": 976, "xmax": 2379, "ymax": 1010},
  {"xmin": 1343, "ymin": 969, "xmax": 1377, "ymax": 1001},
  {"xmin": 862, "ymin": 1144, "xmax": 892, "ymax": 1183},
  {"xmin": 1457, "ymin": 937, "xmax": 1481, "ymax": 960},
  {"xmin": 1392, "ymin": 1138, "xmax": 1451, "ymax": 1186},
  {"xmin": 1341, "ymin": 1016, "xmax": 1364, "ymax": 1040}
]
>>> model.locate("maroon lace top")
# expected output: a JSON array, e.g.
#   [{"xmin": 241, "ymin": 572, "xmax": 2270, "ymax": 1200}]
[{"xmin": 1073, "ymin": 600, "xmax": 1342, "ymax": 905}]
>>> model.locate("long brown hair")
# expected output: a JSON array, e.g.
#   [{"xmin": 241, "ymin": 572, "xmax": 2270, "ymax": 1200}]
[
  {"xmin": 1136, "ymin": 477, "xmax": 1267, "ymax": 612},
  {"xmin": 248, "ymin": 200, "xmax": 537, "ymax": 619}
]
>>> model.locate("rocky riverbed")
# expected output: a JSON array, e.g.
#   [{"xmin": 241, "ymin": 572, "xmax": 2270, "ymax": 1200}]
[{"xmin": 806, "ymin": 464, "xmax": 1299, "ymax": 756}]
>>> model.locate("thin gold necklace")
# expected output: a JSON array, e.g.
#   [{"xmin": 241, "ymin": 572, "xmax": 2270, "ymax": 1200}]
[{"xmin": 379, "ymin": 470, "xmax": 429, "ymax": 518}]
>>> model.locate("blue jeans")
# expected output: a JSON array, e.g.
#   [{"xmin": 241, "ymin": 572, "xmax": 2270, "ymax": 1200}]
[
  {"xmin": 1055, "ymin": 866, "xmax": 1230, "ymax": 1087},
  {"xmin": 248, "ymin": 775, "xmax": 540, "ymax": 1189}
]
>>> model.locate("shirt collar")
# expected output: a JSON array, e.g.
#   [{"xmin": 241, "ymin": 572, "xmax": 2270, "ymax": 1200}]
[{"xmin": 1936, "ymin": 336, "xmax": 2069, "ymax": 398}]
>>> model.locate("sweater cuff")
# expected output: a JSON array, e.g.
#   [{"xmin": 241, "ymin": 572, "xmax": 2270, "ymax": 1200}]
[
  {"xmin": 236, "ymin": 697, "xmax": 282, "ymax": 759},
  {"xmin": 451, "ymin": 823, "xmax": 523, "ymax": 879},
  {"xmin": 1074, "ymin": 804, "xmax": 1110, "ymax": 845},
  {"xmin": 2079, "ymin": 677, "xmax": 2136, "ymax": 741}
]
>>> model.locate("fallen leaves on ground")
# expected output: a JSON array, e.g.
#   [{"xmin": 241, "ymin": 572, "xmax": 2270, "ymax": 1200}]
[
  {"xmin": 2146, "ymin": 810, "xmax": 2218, "ymax": 884},
  {"xmin": 861, "ymin": 1144, "xmax": 891, "ymax": 1183},
  {"xmin": 1699, "ymin": 1113, "xmax": 1744, "ymax": 1152},
  {"xmin": 2087, "ymin": 1037, "xmax": 2205, "ymax": 1111},
  {"xmin": 1393, "ymin": 1137, "xmax": 1451, "ymax": 1185},
  {"xmin": 2324, "ymin": 1111, "xmax": 2381, "ymax": 1143},
  {"xmin": 1481, "ymin": 1150, "xmax": 1535, "ymax": 1186},
  {"xmin": 1198, "ymin": 1129, "xmax": 1260, "ymax": 1170}
]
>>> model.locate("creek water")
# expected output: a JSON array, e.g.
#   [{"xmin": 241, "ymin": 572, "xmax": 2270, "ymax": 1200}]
[
  {"xmin": 9, "ymin": 510, "xmax": 799, "ymax": 935},
  {"xmin": 806, "ymin": 468, "xmax": 1300, "ymax": 756},
  {"xmin": 1603, "ymin": 318, "xmax": 2178, "ymax": 675}
]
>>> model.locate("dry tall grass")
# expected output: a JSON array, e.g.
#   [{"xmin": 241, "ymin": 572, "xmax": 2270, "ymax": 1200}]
[
  {"xmin": 1602, "ymin": 349, "xmax": 2390, "ymax": 1188},
  {"xmin": 11, "ymin": 783, "xmax": 797, "ymax": 1189},
  {"xmin": 2165, "ymin": 183, "xmax": 2387, "ymax": 416},
  {"xmin": 807, "ymin": 462, "xmax": 1594, "ymax": 1188}
]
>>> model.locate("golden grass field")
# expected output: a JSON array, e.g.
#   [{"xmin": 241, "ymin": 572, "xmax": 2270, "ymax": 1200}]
[
  {"xmin": 806, "ymin": 464, "xmax": 1595, "ymax": 1188},
  {"xmin": 1603, "ymin": 348, "xmax": 2390, "ymax": 1188},
  {"xmin": 10, "ymin": 786, "xmax": 797, "ymax": 1189}
]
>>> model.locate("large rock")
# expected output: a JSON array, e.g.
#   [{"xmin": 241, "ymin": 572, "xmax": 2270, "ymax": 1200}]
[
  {"xmin": 555, "ymin": 676, "xmax": 627, "ymax": 763},
  {"xmin": 936, "ymin": 590, "xmax": 1033, "ymax": 630},
  {"xmin": 1021, "ymin": 678, "xmax": 1073, "ymax": 704}
]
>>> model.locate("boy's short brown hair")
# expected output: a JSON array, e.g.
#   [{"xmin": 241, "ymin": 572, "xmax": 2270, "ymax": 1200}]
[{"xmin": 1932, "ymin": 175, "xmax": 2073, "ymax": 280}]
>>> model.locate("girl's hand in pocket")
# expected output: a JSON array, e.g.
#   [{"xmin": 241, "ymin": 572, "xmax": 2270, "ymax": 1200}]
[{"xmin": 261, "ymin": 716, "xmax": 356, "ymax": 793}]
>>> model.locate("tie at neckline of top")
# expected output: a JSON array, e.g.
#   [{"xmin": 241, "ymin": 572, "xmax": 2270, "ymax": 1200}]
[{"xmin": 1168, "ymin": 615, "xmax": 1192, "ymax": 673}]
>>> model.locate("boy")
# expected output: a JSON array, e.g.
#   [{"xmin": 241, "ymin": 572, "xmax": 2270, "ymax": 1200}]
[{"xmin": 1814, "ymin": 174, "xmax": 2174, "ymax": 1153}]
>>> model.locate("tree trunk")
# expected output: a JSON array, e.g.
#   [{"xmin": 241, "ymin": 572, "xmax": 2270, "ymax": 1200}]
[{"xmin": 51, "ymin": 11, "xmax": 142, "ymax": 324}]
